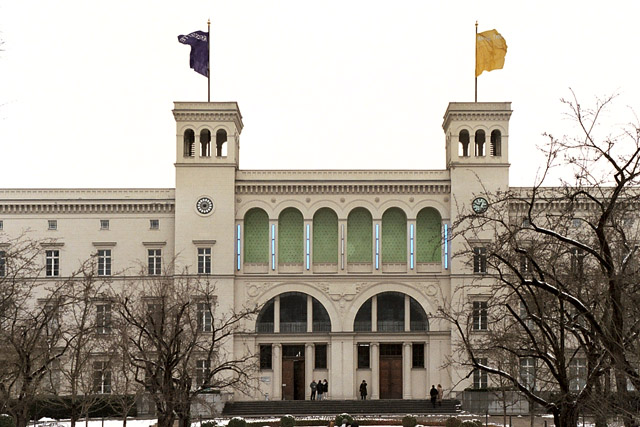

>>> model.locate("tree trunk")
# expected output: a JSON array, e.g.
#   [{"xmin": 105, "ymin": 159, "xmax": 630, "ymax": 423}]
[
  {"xmin": 157, "ymin": 412, "xmax": 176, "ymax": 427},
  {"xmin": 14, "ymin": 404, "xmax": 30, "ymax": 427},
  {"xmin": 553, "ymin": 403, "xmax": 579, "ymax": 427}
]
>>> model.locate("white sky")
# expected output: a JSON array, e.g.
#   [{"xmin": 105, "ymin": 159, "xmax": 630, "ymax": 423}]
[{"xmin": 1, "ymin": 0, "xmax": 639, "ymax": 189}]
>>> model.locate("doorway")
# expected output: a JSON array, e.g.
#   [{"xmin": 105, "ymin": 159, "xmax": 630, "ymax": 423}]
[
  {"xmin": 282, "ymin": 345, "xmax": 305, "ymax": 400},
  {"xmin": 379, "ymin": 344, "xmax": 402, "ymax": 399}
]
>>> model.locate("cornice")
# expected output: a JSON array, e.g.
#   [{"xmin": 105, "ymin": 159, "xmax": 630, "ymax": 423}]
[
  {"xmin": 0, "ymin": 201, "xmax": 175, "ymax": 215},
  {"xmin": 236, "ymin": 183, "xmax": 451, "ymax": 195}
]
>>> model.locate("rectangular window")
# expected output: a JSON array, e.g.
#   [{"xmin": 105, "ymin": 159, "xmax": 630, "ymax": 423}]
[
  {"xmin": 473, "ymin": 358, "xmax": 488, "ymax": 389},
  {"xmin": 444, "ymin": 224, "xmax": 449, "ymax": 270},
  {"xmin": 0, "ymin": 220, "xmax": 3, "ymax": 230},
  {"xmin": 315, "ymin": 344, "xmax": 327, "ymax": 369},
  {"xmin": 472, "ymin": 301, "xmax": 488, "ymax": 331},
  {"xmin": 0, "ymin": 251, "xmax": 5, "ymax": 277},
  {"xmin": 412, "ymin": 343, "xmax": 425, "ymax": 368},
  {"xmin": 569, "ymin": 358, "xmax": 587, "ymax": 391},
  {"xmin": 45, "ymin": 250, "xmax": 59, "ymax": 277},
  {"xmin": 147, "ymin": 302, "xmax": 162, "ymax": 332},
  {"xmin": 473, "ymin": 247, "xmax": 487, "ymax": 273},
  {"xmin": 197, "ymin": 302, "xmax": 212, "ymax": 332},
  {"xmin": 520, "ymin": 253, "xmax": 530, "ymax": 273},
  {"xmin": 375, "ymin": 224, "xmax": 380, "ymax": 270},
  {"xmin": 96, "ymin": 303, "xmax": 112, "ymax": 334},
  {"xmin": 92, "ymin": 361, "xmax": 111, "ymax": 394},
  {"xmin": 150, "ymin": 219, "xmax": 159, "ymax": 230},
  {"xmin": 271, "ymin": 224, "xmax": 276, "ymax": 270},
  {"xmin": 197, "ymin": 248, "xmax": 211, "ymax": 274},
  {"xmin": 520, "ymin": 357, "xmax": 536, "ymax": 390},
  {"xmin": 97, "ymin": 249, "xmax": 111, "ymax": 276},
  {"xmin": 236, "ymin": 224, "xmax": 241, "ymax": 271},
  {"xmin": 570, "ymin": 248, "xmax": 584, "ymax": 276},
  {"xmin": 357, "ymin": 344, "xmax": 370, "ymax": 369},
  {"xmin": 410, "ymin": 223, "xmax": 415, "ymax": 270},
  {"xmin": 305, "ymin": 224, "xmax": 310, "ymax": 270},
  {"xmin": 100, "ymin": 219, "xmax": 109, "ymax": 230},
  {"xmin": 44, "ymin": 303, "xmax": 60, "ymax": 333},
  {"xmin": 196, "ymin": 359, "xmax": 210, "ymax": 386},
  {"xmin": 148, "ymin": 249, "xmax": 162, "ymax": 275},
  {"xmin": 48, "ymin": 220, "xmax": 57, "ymax": 230},
  {"xmin": 260, "ymin": 344, "xmax": 272, "ymax": 370}
]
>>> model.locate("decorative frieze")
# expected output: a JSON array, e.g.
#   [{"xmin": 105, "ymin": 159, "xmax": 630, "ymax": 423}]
[
  {"xmin": 236, "ymin": 183, "xmax": 450, "ymax": 195},
  {"xmin": 0, "ymin": 202, "xmax": 175, "ymax": 215}
]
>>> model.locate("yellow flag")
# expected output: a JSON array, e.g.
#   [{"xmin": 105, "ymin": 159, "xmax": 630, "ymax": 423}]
[{"xmin": 476, "ymin": 29, "xmax": 507, "ymax": 77}]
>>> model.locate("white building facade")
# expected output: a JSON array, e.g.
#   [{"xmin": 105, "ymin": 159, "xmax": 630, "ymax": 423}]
[{"xmin": 0, "ymin": 100, "xmax": 512, "ymax": 401}]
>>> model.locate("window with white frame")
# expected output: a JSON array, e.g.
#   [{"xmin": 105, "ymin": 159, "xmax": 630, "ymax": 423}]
[
  {"xmin": 92, "ymin": 361, "xmax": 111, "ymax": 394},
  {"xmin": 0, "ymin": 250, "xmax": 5, "ymax": 277},
  {"xmin": 96, "ymin": 303, "xmax": 112, "ymax": 334},
  {"xmin": 520, "ymin": 357, "xmax": 536, "ymax": 390},
  {"xmin": 472, "ymin": 300, "xmax": 488, "ymax": 331},
  {"xmin": 0, "ymin": 220, "xmax": 3, "ymax": 230},
  {"xmin": 195, "ymin": 359, "xmax": 210, "ymax": 387},
  {"xmin": 473, "ymin": 247, "xmax": 487, "ymax": 273},
  {"xmin": 472, "ymin": 301, "xmax": 488, "ymax": 331},
  {"xmin": 100, "ymin": 219, "xmax": 109, "ymax": 230},
  {"xmin": 473, "ymin": 358, "xmax": 488, "ymax": 389},
  {"xmin": 97, "ymin": 249, "xmax": 111, "ymax": 276},
  {"xmin": 148, "ymin": 249, "xmax": 162, "ymax": 275},
  {"xmin": 150, "ymin": 219, "xmax": 159, "ymax": 230},
  {"xmin": 198, "ymin": 247, "xmax": 211, "ymax": 274},
  {"xmin": 45, "ymin": 250, "xmax": 59, "ymax": 277},
  {"xmin": 197, "ymin": 302, "xmax": 212, "ymax": 332},
  {"xmin": 43, "ymin": 303, "xmax": 60, "ymax": 335},
  {"xmin": 569, "ymin": 358, "xmax": 587, "ymax": 391},
  {"xmin": 48, "ymin": 220, "xmax": 57, "ymax": 230}
]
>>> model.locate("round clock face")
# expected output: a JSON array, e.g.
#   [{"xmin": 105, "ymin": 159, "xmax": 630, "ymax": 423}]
[
  {"xmin": 196, "ymin": 197, "xmax": 214, "ymax": 215},
  {"xmin": 472, "ymin": 197, "xmax": 489, "ymax": 214}
]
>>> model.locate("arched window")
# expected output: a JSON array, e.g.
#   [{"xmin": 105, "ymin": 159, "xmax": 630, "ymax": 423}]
[
  {"xmin": 416, "ymin": 208, "xmax": 441, "ymax": 264},
  {"xmin": 347, "ymin": 208, "xmax": 372, "ymax": 264},
  {"xmin": 490, "ymin": 130, "xmax": 502, "ymax": 156},
  {"xmin": 183, "ymin": 129, "xmax": 195, "ymax": 157},
  {"xmin": 313, "ymin": 208, "xmax": 338, "ymax": 266},
  {"xmin": 459, "ymin": 130, "xmax": 470, "ymax": 157},
  {"xmin": 353, "ymin": 292, "xmax": 429, "ymax": 332},
  {"xmin": 255, "ymin": 292, "xmax": 332, "ymax": 333},
  {"xmin": 200, "ymin": 129, "xmax": 211, "ymax": 157},
  {"xmin": 382, "ymin": 208, "xmax": 406, "ymax": 264},
  {"xmin": 475, "ymin": 130, "xmax": 485, "ymax": 157},
  {"xmin": 278, "ymin": 208, "xmax": 303, "ymax": 266},
  {"xmin": 244, "ymin": 208, "xmax": 269, "ymax": 265},
  {"xmin": 216, "ymin": 129, "xmax": 227, "ymax": 157}
]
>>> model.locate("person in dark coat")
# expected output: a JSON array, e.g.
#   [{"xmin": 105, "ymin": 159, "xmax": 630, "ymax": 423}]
[
  {"xmin": 359, "ymin": 380, "xmax": 368, "ymax": 400},
  {"xmin": 429, "ymin": 385, "xmax": 438, "ymax": 408},
  {"xmin": 322, "ymin": 379, "xmax": 328, "ymax": 399},
  {"xmin": 316, "ymin": 379, "xmax": 324, "ymax": 400},
  {"xmin": 310, "ymin": 380, "xmax": 317, "ymax": 400}
]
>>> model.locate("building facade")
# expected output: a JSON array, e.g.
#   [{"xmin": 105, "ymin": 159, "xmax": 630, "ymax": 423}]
[{"xmin": 0, "ymin": 100, "xmax": 512, "ymax": 401}]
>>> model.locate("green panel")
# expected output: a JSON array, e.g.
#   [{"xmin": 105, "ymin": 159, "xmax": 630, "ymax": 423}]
[
  {"xmin": 347, "ymin": 208, "xmax": 372, "ymax": 263},
  {"xmin": 416, "ymin": 208, "xmax": 441, "ymax": 263},
  {"xmin": 382, "ymin": 208, "xmax": 407, "ymax": 263},
  {"xmin": 278, "ymin": 208, "xmax": 303, "ymax": 263},
  {"xmin": 244, "ymin": 208, "xmax": 269, "ymax": 263},
  {"xmin": 313, "ymin": 208, "xmax": 338, "ymax": 263}
]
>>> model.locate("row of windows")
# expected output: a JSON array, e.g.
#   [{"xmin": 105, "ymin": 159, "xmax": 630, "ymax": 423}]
[
  {"xmin": 183, "ymin": 128, "xmax": 228, "ymax": 158},
  {"xmin": 0, "ymin": 219, "xmax": 162, "ymax": 232},
  {"xmin": 458, "ymin": 129, "xmax": 502, "ymax": 157}
]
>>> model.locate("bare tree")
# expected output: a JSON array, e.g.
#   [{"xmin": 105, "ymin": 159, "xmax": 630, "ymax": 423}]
[
  {"xmin": 112, "ymin": 269, "xmax": 259, "ymax": 427},
  {"xmin": 442, "ymin": 93, "xmax": 640, "ymax": 427}
]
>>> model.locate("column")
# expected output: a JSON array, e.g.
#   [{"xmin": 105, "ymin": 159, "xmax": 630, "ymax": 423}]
[
  {"xmin": 307, "ymin": 295, "xmax": 313, "ymax": 332},
  {"xmin": 273, "ymin": 344, "xmax": 282, "ymax": 400},
  {"xmin": 371, "ymin": 295, "xmax": 378, "ymax": 332},
  {"xmin": 371, "ymin": 342, "xmax": 379, "ymax": 399},
  {"xmin": 402, "ymin": 342, "xmax": 412, "ymax": 399},
  {"xmin": 404, "ymin": 294, "xmax": 411, "ymax": 332},
  {"xmin": 274, "ymin": 295, "xmax": 280, "ymax": 333},
  {"xmin": 305, "ymin": 344, "xmax": 314, "ymax": 400}
]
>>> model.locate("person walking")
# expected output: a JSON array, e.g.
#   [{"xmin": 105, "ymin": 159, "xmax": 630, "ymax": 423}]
[
  {"xmin": 359, "ymin": 380, "xmax": 368, "ymax": 400},
  {"xmin": 437, "ymin": 384, "xmax": 443, "ymax": 406},
  {"xmin": 322, "ymin": 379, "xmax": 329, "ymax": 399},
  {"xmin": 429, "ymin": 385, "xmax": 438, "ymax": 408},
  {"xmin": 310, "ymin": 380, "xmax": 317, "ymax": 400},
  {"xmin": 316, "ymin": 379, "xmax": 324, "ymax": 401}
]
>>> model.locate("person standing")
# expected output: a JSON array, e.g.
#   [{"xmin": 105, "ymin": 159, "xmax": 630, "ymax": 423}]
[
  {"xmin": 323, "ymin": 379, "xmax": 329, "ymax": 399},
  {"xmin": 359, "ymin": 380, "xmax": 368, "ymax": 400},
  {"xmin": 437, "ymin": 384, "xmax": 443, "ymax": 406},
  {"xmin": 429, "ymin": 385, "xmax": 438, "ymax": 408},
  {"xmin": 310, "ymin": 380, "xmax": 317, "ymax": 400},
  {"xmin": 316, "ymin": 379, "xmax": 324, "ymax": 401}
]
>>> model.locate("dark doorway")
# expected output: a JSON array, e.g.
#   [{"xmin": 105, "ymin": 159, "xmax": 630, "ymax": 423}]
[
  {"xmin": 379, "ymin": 344, "xmax": 403, "ymax": 399},
  {"xmin": 282, "ymin": 345, "xmax": 305, "ymax": 400}
]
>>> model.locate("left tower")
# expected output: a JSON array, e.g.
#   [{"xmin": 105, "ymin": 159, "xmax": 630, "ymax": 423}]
[{"xmin": 172, "ymin": 102, "xmax": 243, "ymax": 278}]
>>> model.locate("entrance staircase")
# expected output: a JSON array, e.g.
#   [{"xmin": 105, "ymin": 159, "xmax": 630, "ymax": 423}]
[{"xmin": 222, "ymin": 399, "xmax": 460, "ymax": 417}]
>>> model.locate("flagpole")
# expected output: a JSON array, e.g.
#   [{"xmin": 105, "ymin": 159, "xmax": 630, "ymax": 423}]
[
  {"xmin": 474, "ymin": 21, "xmax": 478, "ymax": 103},
  {"xmin": 207, "ymin": 19, "xmax": 211, "ymax": 102}
]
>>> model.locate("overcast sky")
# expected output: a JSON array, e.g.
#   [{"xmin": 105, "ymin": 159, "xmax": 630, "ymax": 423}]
[{"xmin": 1, "ymin": 0, "xmax": 639, "ymax": 189}]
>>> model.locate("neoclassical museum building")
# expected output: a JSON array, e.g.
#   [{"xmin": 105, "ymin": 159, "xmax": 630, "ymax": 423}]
[{"xmin": 0, "ymin": 100, "xmax": 512, "ymax": 401}]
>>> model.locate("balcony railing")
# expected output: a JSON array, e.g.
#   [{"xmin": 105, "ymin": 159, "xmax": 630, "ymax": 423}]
[{"xmin": 280, "ymin": 322, "xmax": 307, "ymax": 333}]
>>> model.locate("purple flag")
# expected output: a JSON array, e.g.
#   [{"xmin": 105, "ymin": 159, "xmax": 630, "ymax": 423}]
[{"xmin": 178, "ymin": 30, "xmax": 209, "ymax": 77}]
